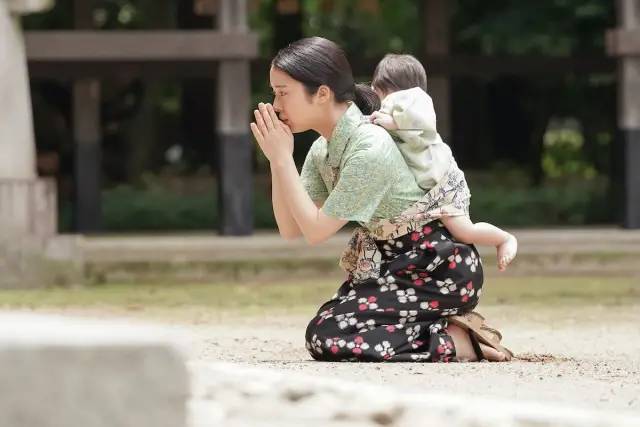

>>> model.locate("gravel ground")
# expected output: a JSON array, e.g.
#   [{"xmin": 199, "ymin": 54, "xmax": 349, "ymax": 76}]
[
  {"xmin": 7, "ymin": 301, "xmax": 638, "ymax": 425},
  {"xmin": 185, "ymin": 303, "xmax": 640, "ymax": 414}
]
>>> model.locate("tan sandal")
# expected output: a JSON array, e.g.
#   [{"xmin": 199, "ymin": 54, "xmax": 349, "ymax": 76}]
[{"xmin": 447, "ymin": 311, "xmax": 513, "ymax": 361}]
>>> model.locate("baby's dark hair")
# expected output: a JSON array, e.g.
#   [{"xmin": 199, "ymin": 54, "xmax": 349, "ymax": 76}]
[{"xmin": 372, "ymin": 54, "xmax": 427, "ymax": 95}]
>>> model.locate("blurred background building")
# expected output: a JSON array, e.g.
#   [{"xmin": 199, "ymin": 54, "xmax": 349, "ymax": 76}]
[{"xmin": 16, "ymin": 0, "xmax": 640, "ymax": 235}]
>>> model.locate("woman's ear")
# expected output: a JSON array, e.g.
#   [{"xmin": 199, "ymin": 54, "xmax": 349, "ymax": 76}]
[{"xmin": 315, "ymin": 85, "xmax": 333, "ymax": 104}]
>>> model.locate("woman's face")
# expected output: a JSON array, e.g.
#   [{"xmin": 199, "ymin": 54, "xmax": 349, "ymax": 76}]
[{"xmin": 269, "ymin": 66, "xmax": 319, "ymax": 133}]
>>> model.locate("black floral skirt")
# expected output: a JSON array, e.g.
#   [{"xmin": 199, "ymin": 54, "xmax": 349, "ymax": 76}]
[{"xmin": 305, "ymin": 221, "xmax": 483, "ymax": 362}]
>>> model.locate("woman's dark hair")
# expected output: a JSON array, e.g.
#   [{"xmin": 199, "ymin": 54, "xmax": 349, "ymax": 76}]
[
  {"xmin": 372, "ymin": 54, "xmax": 428, "ymax": 94},
  {"xmin": 272, "ymin": 37, "xmax": 380, "ymax": 114}
]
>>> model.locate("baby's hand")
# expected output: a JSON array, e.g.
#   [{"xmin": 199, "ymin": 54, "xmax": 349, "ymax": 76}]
[{"xmin": 369, "ymin": 111, "xmax": 397, "ymax": 130}]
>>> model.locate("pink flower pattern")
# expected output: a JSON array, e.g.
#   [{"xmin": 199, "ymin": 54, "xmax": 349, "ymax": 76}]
[{"xmin": 306, "ymin": 221, "xmax": 482, "ymax": 362}]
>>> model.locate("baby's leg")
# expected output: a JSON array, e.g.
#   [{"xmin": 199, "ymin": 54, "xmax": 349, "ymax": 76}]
[{"xmin": 441, "ymin": 216, "xmax": 518, "ymax": 271}]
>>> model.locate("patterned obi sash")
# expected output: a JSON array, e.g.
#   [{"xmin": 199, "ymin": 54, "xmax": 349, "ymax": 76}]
[{"xmin": 339, "ymin": 160, "xmax": 471, "ymax": 283}]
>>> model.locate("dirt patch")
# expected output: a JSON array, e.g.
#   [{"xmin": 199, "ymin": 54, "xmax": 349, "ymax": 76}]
[
  {"xmin": 515, "ymin": 353, "xmax": 575, "ymax": 363},
  {"xmin": 181, "ymin": 304, "xmax": 640, "ymax": 413}
]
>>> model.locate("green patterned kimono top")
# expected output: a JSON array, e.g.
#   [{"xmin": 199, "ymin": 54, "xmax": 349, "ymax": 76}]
[
  {"xmin": 300, "ymin": 102, "xmax": 425, "ymax": 229},
  {"xmin": 300, "ymin": 102, "xmax": 472, "ymax": 283}
]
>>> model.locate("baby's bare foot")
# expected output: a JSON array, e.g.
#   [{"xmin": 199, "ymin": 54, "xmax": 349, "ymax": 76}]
[{"xmin": 497, "ymin": 233, "xmax": 518, "ymax": 271}]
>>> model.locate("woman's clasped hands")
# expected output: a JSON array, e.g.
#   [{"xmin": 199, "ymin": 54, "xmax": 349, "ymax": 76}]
[{"xmin": 250, "ymin": 103, "xmax": 294, "ymax": 163}]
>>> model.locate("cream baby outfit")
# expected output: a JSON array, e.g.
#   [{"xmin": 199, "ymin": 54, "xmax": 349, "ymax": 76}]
[{"xmin": 380, "ymin": 87, "xmax": 454, "ymax": 191}]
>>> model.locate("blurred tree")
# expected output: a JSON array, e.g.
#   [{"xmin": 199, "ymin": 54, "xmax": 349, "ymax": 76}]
[
  {"xmin": 23, "ymin": 0, "xmax": 620, "ymax": 229},
  {"xmin": 302, "ymin": 0, "xmax": 421, "ymax": 57},
  {"xmin": 452, "ymin": 0, "xmax": 614, "ymax": 56}
]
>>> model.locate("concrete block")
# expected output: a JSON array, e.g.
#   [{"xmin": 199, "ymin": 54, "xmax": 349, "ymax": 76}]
[{"xmin": 0, "ymin": 313, "xmax": 189, "ymax": 427}]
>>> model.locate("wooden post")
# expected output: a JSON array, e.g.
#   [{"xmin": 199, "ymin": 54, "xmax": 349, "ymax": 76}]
[
  {"xmin": 423, "ymin": 0, "xmax": 451, "ymax": 142},
  {"xmin": 73, "ymin": 0, "xmax": 102, "ymax": 232},
  {"xmin": 609, "ymin": 0, "xmax": 640, "ymax": 228},
  {"xmin": 273, "ymin": 0, "xmax": 302, "ymax": 51},
  {"xmin": 73, "ymin": 79, "xmax": 101, "ymax": 232},
  {"xmin": 216, "ymin": 0, "xmax": 253, "ymax": 235}
]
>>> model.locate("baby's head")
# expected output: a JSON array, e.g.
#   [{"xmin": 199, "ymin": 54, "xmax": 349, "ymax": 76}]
[{"xmin": 371, "ymin": 54, "xmax": 427, "ymax": 100}]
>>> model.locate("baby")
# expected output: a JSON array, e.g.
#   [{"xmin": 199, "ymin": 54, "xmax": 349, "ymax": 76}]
[{"xmin": 369, "ymin": 54, "xmax": 517, "ymax": 271}]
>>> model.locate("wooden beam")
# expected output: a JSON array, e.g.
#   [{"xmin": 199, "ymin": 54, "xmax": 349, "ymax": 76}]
[
  {"xmin": 216, "ymin": 0, "xmax": 253, "ymax": 235},
  {"xmin": 26, "ymin": 55, "xmax": 615, "ymax": 80},
  {"xmin": 606, "ymin": 29, "xmax": 640, "ymax": 56},
  {"xmin": 194, "ymin": 0, "xmax": 217, "ymax": 16},
  {"xmin": 25, "ymin": 31, "xmax": 258, "ymax": 61}
]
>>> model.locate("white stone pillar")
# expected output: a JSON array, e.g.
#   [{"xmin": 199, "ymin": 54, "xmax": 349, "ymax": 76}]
[
  {"xmin": 0, "ymin": 0, "xmax": 57, "ymax": 240},
  {"xmin": 0, "ymin": 2, "xmax": 36, "ymax": 180}
]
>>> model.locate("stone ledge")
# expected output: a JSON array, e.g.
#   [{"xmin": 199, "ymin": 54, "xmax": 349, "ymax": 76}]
[
  {"xmin": 6, "ymin": 227, "xmax": 638, "ymax": 288},
  {"xmin": 0, "ymin": 239, "xmax": 83, "ymax": 288}
]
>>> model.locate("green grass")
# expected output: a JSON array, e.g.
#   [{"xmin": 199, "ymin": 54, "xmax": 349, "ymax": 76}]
[
  {"xmin": 480, "ymin": 276, "xmax": 640, "ymax": 306},
  {"xmin": 0, "ymin": 276, "xmax": 638, "ymax": 322}
]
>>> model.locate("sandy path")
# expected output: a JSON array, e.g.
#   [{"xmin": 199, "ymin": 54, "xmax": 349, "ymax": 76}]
[{"xmin": 185, "ymin": 304, "xmax": 640, "ymax": 414}]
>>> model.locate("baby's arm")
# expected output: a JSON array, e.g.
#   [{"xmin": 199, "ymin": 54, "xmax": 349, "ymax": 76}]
[
  {"xmin": 441, "ymin": 216, "xmax": 518, "ymax": 271},
  {"xmin": 382, "ymin": 87, "xmax": 437, "ymax": 135},
  {"xmin": 369, "ymin": 110, "xmax": 398, "ymax": 130},
  {"xmin": 370, "ymin": 87, "xmax": 440, "ymax": 151}
]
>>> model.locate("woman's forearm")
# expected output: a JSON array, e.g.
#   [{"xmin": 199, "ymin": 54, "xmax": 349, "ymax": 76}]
[
  {"xmin": 272, "ymin": 156, "xmax": 346, "ymax": 245},
  {"xmin": 270, "ymin": 164, "xmax": 302, "ymax": 239}
]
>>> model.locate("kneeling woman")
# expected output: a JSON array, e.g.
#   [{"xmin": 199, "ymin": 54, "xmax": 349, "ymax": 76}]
[{"xmin": 250, "ymin": 37, "xmax": 510, "ymax": 362}]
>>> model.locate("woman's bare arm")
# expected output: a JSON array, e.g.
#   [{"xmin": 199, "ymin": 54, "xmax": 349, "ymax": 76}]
[
  {"xmin": 271, "ymin": 164, "xmax": 324, "ymax": 240},
  {"xmin": 271, "ymin": 156, "xmax": 347, "ymax": 245},
  {"xmin": 251, "ymin": 103, "xmax": 346, "ymax": 245}
]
